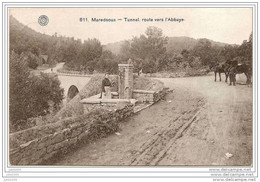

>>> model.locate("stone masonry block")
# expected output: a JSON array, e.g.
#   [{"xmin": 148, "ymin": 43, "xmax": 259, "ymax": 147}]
[
  {"xmin": 50, "ymin": 132, "xmax": 64, "ymax": 145},
  {"xmin": 68, "ymin": 137, "xmax": 77, "ymax": 146},
  {"xmin": 71, "ymin": 128, "xmax": 83, "ymax": 138},
  {"xmin": 30, "ymin": 148, "xmax": 47, "ymax": 162},
  {"xmin": 54, "ymin": 139, "xmax": 69, "ymax": 151},
  {"xmin": 47, "ymin": 144, "xmax": 55, "ymax": 154}
]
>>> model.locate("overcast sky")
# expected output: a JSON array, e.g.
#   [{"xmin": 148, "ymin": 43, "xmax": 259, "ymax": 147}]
[{"xmin": 10, "ymin": 8, "xmax": 252, "ymax": 45}]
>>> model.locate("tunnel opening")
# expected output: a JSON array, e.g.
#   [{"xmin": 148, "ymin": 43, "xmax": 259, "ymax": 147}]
[{"xmin": 67, "ymin": 85, "xmax": 79, "ymax": 102}]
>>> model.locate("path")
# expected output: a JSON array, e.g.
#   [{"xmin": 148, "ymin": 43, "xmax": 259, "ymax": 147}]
[
  {"xmin": 42, "ymin": 62, "xmax": 65, "ymax": 73},
  {"xmin": 54, "ymin": 74, "xmax": 252, "ymax": 166}
]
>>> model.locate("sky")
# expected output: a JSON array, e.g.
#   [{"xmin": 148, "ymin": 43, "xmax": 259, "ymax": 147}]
[{"xmin": 9, "ymin": 8, "xmax": 252, "ymax": 45}]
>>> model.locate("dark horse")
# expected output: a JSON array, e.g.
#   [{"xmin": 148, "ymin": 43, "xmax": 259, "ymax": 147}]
[
  {"xmin": 209, "ymin": 62, "xmax": 229, "ymax": 82},
  {"xmin": 234, "ymin": 63, "xmax": 252, "ymax": 85},
  {"xmin": 224, "ymin": 60, "xmax": 252, "ymax": 85},
  {"xmin": 210, "ymin": 60, "xmax": 252, "ymax": 85}
]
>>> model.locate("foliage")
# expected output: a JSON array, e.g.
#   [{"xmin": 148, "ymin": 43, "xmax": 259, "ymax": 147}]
[
  {"xmin": 237, "ymin": 32, "xmax": 252, "ymax": 63},
  {"xmin": 118, "ymin": 26, "xmax": 168, "ymax": 73},
  {"xmin": 190, "ymin": 39, "xmax": 218, "ymax": 66},
  {"xmin": 217, "ymin": 32, "xmax": 252, "ymax": 65},
  {"xmin": 9, "ymin": 52, "xmax": 64, "ymax": 128},
  {"xmin": 20, "ymin": 51, "xmax": 40, "ymax": 69},
  {"xmin": 9, "ymin": 52, "xmax": 31, "ymax": 125},
  {"xmin": 10, "ymin": 15, "xmax": 252, "ymax": 75}
]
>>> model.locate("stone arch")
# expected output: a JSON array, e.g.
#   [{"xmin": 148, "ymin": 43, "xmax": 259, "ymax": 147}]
[{"xmin": 67, "ymin": 85, "xmax": 79, "ymax": 102}]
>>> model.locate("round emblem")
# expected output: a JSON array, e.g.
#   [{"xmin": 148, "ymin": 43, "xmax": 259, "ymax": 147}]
[{"xmin": 38, "ymin": 15, "xmax": 49, "ymax": 26}]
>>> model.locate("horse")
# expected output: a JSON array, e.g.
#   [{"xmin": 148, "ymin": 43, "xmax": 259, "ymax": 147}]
[
  {"xmin": 224, "ymin": 60, "xmax": 252, "ymax": 85},
  {"xmin": 210, "ymin": 62, "xmax": 229, "ymax": 82},
  {"xmin": 235, "ymin": 63, "xmax": 252, "ymax": 85}
]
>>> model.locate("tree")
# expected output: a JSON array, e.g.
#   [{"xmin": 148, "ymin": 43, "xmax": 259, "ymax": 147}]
[
  {"xmin": 220, "ymin": 45, "xmax": 239, "ymax": 61},
  {"xmin": 20, "ymin": 52, "xmax": 40, "ymax": 69},
  {"xmin": 237, "ymin": 32, "xmax": 252, "ymax": 63},
  {"xmin": 145, "ymin": 26, "xmax": 168, "ymax": 57},
  {"xmin": 9, "ymin": 51, "xmax": 32, "ymax": 125},
  {"xmin": 119, "ymin": 40, "xmax": 131, "ymax": 62},
  {"xmin": 79, "ymin": 38, "xmax": 102, "ymax": 69},
  {"xmin": 191, "ymin": 39, "xmax": 219, "ymax": 65},
  {"xmin": 9, "ymin": 52, "xmax": 64, "ymax": 128},
  {"xmin": 181, "ymin": 49, "xmax": 190, "ymax": 59},
  {"xmin": 29, "ymin": 73, "xmax": 64, "ymax": 116},
  {"xmin": 128, "ymin": 26, "xmax": 168, "ymax": 73},
  {"xmin": 95, "ymin": 50, "xmax": 119, "ymax": 74}
]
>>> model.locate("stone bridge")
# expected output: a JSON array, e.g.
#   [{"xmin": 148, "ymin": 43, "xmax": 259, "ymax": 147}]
[
  {"xmin": 43, "ymin": 63, "xmax": 92, "ymax": 102},
  {"xmin": 57, "ymin": 74, "xmax": 91, "ymax": 102}
]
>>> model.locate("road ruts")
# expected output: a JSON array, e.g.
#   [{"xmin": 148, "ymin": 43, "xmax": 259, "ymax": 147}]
[{"xmin": 126, "ymin": 98, "xmax": 206, "ymax": 166}]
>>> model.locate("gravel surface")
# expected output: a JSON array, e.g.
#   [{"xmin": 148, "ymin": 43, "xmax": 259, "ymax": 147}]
[{"xmin": 54, "ymin": 74, "xmax": 252, "ymax": 166}]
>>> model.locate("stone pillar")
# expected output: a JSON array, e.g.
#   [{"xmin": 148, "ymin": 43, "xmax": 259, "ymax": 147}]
[{"xmin": 118, "ymin": 59, "xmax": 134, "ymax": 99}]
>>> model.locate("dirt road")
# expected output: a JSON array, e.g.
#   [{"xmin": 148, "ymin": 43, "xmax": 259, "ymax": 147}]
[{"xmin": 55, "ymin": 74, "xmax": 252, "ymax": 166}]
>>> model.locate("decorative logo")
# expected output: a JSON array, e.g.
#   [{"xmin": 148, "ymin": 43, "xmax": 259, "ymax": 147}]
[{"xmin": 38, "ymin": 15, "xmax": 49, "ymax": 26}]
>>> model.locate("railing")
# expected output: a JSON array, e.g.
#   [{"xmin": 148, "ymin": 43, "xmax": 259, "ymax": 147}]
[{"xmin": 54, "ymin": 69, "xmax": 93, "ymax": 77}]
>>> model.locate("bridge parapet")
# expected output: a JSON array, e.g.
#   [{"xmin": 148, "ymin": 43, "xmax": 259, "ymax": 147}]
[{"xmin": 56, "ymin": 72, "xmax": 92, "ymax": 77}]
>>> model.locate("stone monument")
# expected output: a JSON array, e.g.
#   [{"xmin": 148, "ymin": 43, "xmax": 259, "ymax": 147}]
[{"xmin": 118, "ymin": 59, "xmax": 134, "ymax": 99}]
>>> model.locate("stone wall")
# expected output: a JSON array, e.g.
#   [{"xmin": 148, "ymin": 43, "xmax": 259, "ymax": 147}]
[
  {"xmin": 9, "ymin": 75, "xmax": 167, "ymax": 165},
  {"xmin": 142, "ymin": 69, "xmax": 210, "ymax": 78},
  {"xmin": 9, "ymin": 104, "xmax": 134, "ymax": 165},
  {"xmin": 132, "ymin": 90, "xmax": 154, "ymax": 103},
  {"xmin": 153, "ymin": 87, "xmax": 168, "ymax": 103},
  {"xmin": 133, "ymin": 87, "xmax": 167, "ymax": 103},
  {"xmin": 82, "ymin": 102, "xmax": 123, "ymax": 114}
]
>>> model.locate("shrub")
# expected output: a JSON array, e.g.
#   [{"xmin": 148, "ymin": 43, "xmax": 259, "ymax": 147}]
[{"xmin": 9, "ymin": 52, "xmax": 64, "ymax": 129}]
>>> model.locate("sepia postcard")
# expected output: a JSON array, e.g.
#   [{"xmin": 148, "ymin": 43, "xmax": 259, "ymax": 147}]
[{"xmin": 1, "ymin": 2, "xmax": 258, "ymax": 181}]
